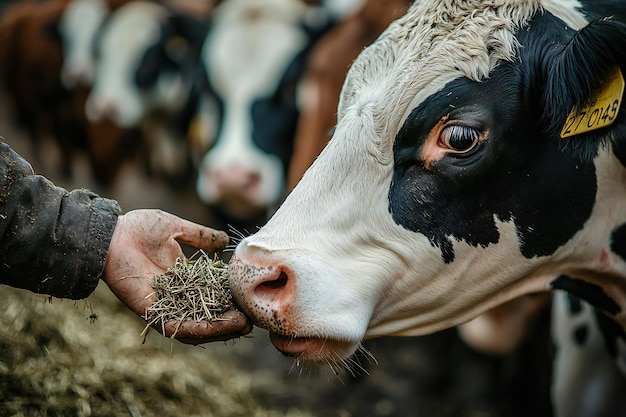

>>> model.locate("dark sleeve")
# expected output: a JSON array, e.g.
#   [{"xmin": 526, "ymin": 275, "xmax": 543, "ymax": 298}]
[{"xmin": 0, "ymin": 142, "xmax": 121, "ymax": 299}]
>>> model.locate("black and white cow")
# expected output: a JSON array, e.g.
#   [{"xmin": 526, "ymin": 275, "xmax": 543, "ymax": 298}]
[
  {"xmin": 193, "ymin": 0, "xmax": 332, "ymax": 222},
  {"xmin": 227, "ymin": 0, "xmax": 626, "ymax": 409},
  {"xmin": 86, "ymin": 1, "xmax": 208, "ymax": 183},
  {"xmin": 58, "ymin": 0, "xmax": 109, "ymax": 89}
]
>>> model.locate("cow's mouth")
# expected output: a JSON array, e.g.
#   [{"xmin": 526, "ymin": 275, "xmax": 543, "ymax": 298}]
[{"xmin": 268, "ymin": 332, "xmax": 357, "ymax": 362}]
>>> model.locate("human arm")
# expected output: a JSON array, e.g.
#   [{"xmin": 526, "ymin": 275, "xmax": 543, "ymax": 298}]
[
  {"xmin": 0, "ymin": 142, "xmax": 251, "ymax": 343},
  {"xmin": 0, "ymin": 142, "xmax": 116, "ymax": 298}
]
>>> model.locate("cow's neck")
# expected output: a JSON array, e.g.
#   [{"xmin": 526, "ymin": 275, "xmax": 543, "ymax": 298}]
[{"xmin": 549, "ymin": 146, "xmax": 626, "ymax": 328}]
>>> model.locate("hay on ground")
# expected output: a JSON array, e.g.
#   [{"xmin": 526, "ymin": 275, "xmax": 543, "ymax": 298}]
[{"xmin": 0, "ymin": 283, "xmax": 312, "ymax": 417}]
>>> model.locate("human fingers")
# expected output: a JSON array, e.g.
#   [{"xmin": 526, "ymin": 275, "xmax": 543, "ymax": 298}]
[
  {"xmin": 159, "ymin": 211, "xmax": 230, "ymax": 251},
  {"xmin": 158, "ymin": 310, "xmax": 253, "ymax": 344}
]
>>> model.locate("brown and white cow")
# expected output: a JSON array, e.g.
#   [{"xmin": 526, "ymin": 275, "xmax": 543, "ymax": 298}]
[
  {"xmin": 58, "ymin": 0, "xmax": 135, "ymax": 89},
  {"xmin": 85, "ymin": 1, "xmax": 210, "ymax": 185},
  {"xmin": 0, "ymin": 0, "xmax": 138, "ymax": 187},
  {"xmin": 0, "ymin": 0, "xmax": 73, "ymax": 176},
  {"xmin": 228, "ymin": 0, "xmax": 626, "ymax": 372},
  {"xmin": 58, "ymin": 0, "xmax": 110, "ymax": 89}
]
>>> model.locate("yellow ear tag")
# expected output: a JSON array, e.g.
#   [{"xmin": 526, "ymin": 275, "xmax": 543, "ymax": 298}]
[{"xmin": 560, "ymin": 67, "xmax": 625, "ymax": 138}]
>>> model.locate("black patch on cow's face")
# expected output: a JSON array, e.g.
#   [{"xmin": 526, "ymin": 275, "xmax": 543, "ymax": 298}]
[
  {"xmin": 610, "ymin": 223, "xmax": 626, "ymax": 262},
  {"xmin": 249, "ymin": 54, "xmax": 303, "ymax": 170},
  {"xmin": 135, "ymin": 43, "xmax": 179, "ymax": 90},
  {"xmin": 551, "ymin": 276, "xmax": 621, "ymax": 315},
  {"xmin": 42, "ymin": 17, "xmax": 62, "ymax": 44},
  {"xmin": 248, "ymin": 21, "xmax": 331, "ymax": 171},
  {"xmin": 250, "ymin": 97, "xmax": 298, "ymax": 170},
  {"xmin": 389, "ymin": 63, "xmax": 598, "ymax": 263},
  {"xmin": 135, "ymin": 14, "xmax": 207, "ymax": 91},
  {"xmin": 572, "ymin": 323, "xmax": 589, "ymax": 346},
  {"xmin": 387, "ymin": 8, "xmax": 626, "ymax": 263}
]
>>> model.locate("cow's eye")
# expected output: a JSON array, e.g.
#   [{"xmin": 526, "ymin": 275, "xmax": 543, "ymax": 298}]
[{"xmin": 440, "ymin": 125, "xmax": 480, "ymax": 153}]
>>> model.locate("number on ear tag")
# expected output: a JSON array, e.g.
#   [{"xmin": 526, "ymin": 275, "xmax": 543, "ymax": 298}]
[{"xmin": 560, "ymin": 67, "xmax": 625, "ymax": 138}]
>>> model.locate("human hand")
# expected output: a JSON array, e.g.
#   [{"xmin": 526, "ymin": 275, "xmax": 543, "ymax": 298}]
[{"xmin": 103, "ymin": 209, "xmax": 252, "ymax": 344}]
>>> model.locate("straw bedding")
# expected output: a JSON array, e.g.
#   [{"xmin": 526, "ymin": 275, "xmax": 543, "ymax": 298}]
[{"xmin": 0, "ymin": 283, "xmax": 311, "ymax": 417}]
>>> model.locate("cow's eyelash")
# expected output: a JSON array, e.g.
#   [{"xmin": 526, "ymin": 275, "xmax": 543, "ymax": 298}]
[{"xmin": 439, "ymin": 125, "xmax": 480, "ymax": 153}]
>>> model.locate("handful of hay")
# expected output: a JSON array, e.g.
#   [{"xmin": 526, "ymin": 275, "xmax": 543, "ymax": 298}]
[{"xmin": 143, "ymin": 250, "xmax": 236, "ymax": 337}]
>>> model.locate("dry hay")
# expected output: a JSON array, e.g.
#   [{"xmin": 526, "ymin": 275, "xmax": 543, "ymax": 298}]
[
  {"xmin": 0, "ymin": 283, "xmax": 313, "ymax": 417},
  {"xmin": 144, "ymin": 251, "xmax": 236, "ymax": 337}
]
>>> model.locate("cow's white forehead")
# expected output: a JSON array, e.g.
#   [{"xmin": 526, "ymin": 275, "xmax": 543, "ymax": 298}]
[
  {"xmin": 60, "ymin": 0, "xmax": 108, "ymax": 37},
  {"xmin": 337, "ymin": 0, "xmax": 586, "ymax": 138},
  {"xmin": 100, "ymin": 3, "xmax": 167, "ymax": 53},
  {"xmin": 203, "ymin": 0, "xmax": 309, "ymax": 98},
  {"xmin": 59, "ymin": 0, "xmax": 109, "ymax": 86}
]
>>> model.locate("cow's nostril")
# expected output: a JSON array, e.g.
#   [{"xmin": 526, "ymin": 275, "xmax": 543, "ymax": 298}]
[
  {"xmin": 245, "ymin": 172, "xmax": 261, "ymax": 189},
  {"xmin": 255, "ymin": 271, "xmax": 288, "ymax": 297},
  {"xmin": 251, "ymin": 172, "xmax": 260, "ymax": 181}
]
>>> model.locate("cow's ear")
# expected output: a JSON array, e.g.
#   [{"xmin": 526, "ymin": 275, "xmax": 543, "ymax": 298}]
[{"xmin": 543, "ymin": 17, "xmax": 626, "ymax": 142}]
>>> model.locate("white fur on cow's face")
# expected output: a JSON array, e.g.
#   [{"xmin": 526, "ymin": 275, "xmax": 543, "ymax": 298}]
[
  {"xmin": 228, "ymin": 0, "xmax": 624, "ymax": 361},
  {"xmin": 59, "ymin": 0, "xmax": 109, "ymax": 89},
  {"xmin": 85, "ymin": 2, "xmax": 186, "ymax": 128},
  {"xmin": 232, "ymin": 112, "xmax": 551, "ymax": 349},
  {"xmin": 195, "ymin": 0, "xmax": 310, "ymax": 218}
]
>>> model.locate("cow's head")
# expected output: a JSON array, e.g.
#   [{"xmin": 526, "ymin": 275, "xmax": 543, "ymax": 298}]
[
  {"xmin": 228, "ymin": 0, "xmax": 626, "ymax": 363},
  {"xmin": 59, "ymin": 0, "xmax": 109, "ymax": 89},
  {"xmin": 85, "ymin": 2, "xmax": 206, "ymax": 128},
  {"xmin": 194, "ymin": 0, "xmax": 331, "ymax": 221}
]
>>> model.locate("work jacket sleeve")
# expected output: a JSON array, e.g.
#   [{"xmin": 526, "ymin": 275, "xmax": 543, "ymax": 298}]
[{"xmin": 0, "ymin": 142, "xmax": 121, "ymax": 299}]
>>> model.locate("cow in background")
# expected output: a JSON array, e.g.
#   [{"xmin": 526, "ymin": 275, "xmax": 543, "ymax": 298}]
[
  {"xmin": 193, "ymin": 0, "xmax": 333, "ymax": 228},
  {"xmin": 550, "ymin": 291, "xmax": 626, "ymax": 417},
  {"xmin": 58, "ymin": 0, "xmax": 219, "ymax": 187},
  {"xmin": 0, "ymin": 0, "xmax": 75, "ymax": 177},
  {"xmin": 58, "ymin": 0, "xmax": 140, "ymax": 187},
  {"xmin": 58, "ymin": 0, "xmax": 109, "ymax": 90},
  {"xmin": 86, "ymin": 0, "xmax": 210, "ymax": 187},
  {"xmin": 0, "ymin": 0, "xmax": 139, "ymax": 186},
  {"xmin": 59, "ymin": 0, "xmax": 208, "ymax": 92},
  {"xmin": 59, "ymin": 0, "xmax": 140, "ymax": 89}
]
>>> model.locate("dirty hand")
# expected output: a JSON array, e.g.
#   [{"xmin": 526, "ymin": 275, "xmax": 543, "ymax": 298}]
[{"xmin": 102, "ymin": 209, "xmax": 252, "ymax": 344}]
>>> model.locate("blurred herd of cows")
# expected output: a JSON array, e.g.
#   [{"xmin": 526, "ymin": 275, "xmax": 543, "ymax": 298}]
[{"xmin": 0, "ymin": 0, "xmax": 410, "ymax": 230}]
